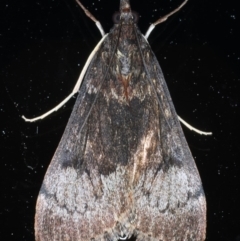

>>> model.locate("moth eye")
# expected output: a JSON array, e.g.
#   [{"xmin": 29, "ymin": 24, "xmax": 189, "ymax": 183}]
[
  {"xmin": 131, "ymin": 11, "xmax": 139, "ymax": 23},
  {"xmin": 113, "ymin": 12, "xmax": 121, "ymax": 23}
]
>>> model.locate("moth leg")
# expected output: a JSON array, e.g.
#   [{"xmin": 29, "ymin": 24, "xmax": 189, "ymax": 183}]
[
  {"xmin": 145, "ymin": 0, "xmax": 188, "ymax": 39},
  {"xmin": 22, "ymin": 34, "xmax": 108, "ymax": 122},
  {"xmin": 75, "ymin": 0, "xmax": 105, "ymax": 37},
  {"xmin": 178, "ymin": 115, "xmax": 212, "ymax": 135}
]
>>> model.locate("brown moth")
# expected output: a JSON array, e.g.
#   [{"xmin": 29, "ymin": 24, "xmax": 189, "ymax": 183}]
[{"xmin": 32, "ymin": 0, "xmax": 207, "ymax": 240}]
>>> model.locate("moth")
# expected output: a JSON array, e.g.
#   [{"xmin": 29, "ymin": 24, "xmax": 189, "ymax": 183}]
[{"xmin": 24, "ymin": 0, "xmax": 209, "ymax": 240}]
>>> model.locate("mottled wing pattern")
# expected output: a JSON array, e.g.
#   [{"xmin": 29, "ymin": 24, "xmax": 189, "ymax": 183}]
[
  {"xmin": 35, "ymin": 19, "xmax": 206, "ymax": 241},
  {"xmin": 35, "ymin": 29, "xmax": 127, "ymax": 241},
  {"xmin": 132, "ymin": 30, "xmax": 206, "ymax": 241}
]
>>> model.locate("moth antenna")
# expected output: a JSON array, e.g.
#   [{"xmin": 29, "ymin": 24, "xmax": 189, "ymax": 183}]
[
  {"xmin": 178, "ymin": 116, "xmax": 212, "ymax": 135},
  {"xmin": 75, "ymin": 0, "xmax": 105, "ymax": 37},
  {"xmin": 145, "ymin": 0, "xmax": 188, "ymax": 39},
  {"xmin": 22, "ymin": 34, "xmax": 108, "ymax": 122}
]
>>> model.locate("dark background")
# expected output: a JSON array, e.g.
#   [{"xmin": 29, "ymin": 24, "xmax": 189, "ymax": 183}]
[{"xmin": 1, "ymin": 0, "xmax": 239, "ymax": 240}]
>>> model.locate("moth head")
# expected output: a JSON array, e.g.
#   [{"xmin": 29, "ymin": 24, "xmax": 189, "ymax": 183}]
[
  {"xmin": 113, "ymin": 11, "xmax": 139, "ymax": 24},
  {"xmin": 114, "ymin": 0, "xmax": 138, "ymax": 24}
]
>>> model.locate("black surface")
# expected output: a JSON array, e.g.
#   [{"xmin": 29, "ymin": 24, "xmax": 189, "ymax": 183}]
[{"xmin": 1, "ymin": 0, "xmax": 239, "ymax": 240}]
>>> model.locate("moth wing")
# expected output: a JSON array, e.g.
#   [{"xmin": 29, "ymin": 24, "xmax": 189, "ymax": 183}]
[
  {"xmin": 131, "ymin": 32, "xmax": 206, "ymax": 241},
  {"xmin": 35, "ymin": 26, "xmax": 206, "ymax": 241},
  {"xmin": 35, "ymin": 35, "xmax": 133, "ymax": 241}
]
